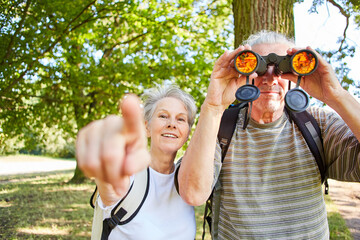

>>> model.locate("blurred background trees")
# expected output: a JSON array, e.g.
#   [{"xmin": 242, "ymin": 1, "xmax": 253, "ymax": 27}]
[
  {"xmin": 0, "ymin": 0, "xmax": 233, "ymax": 181},
  {"xmin": 1, "ymin": 0, "xmax": 359, "ymax": 182}
]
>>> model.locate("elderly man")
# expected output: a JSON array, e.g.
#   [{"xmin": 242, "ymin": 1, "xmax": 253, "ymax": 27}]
[{"xmin": 178, "ymin": 30, "xmax": 360, "ymax": 239}]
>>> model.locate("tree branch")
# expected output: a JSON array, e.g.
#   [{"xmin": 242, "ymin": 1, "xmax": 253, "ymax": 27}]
[
  {"xmin": 102, "ymin": 32, "xmax": 149, "ymax": 59},
  {"xmin": 327, "ymin": 0, "xmax": 350, "ymax": 51},
  {"xmin": 1, "ymin": 1, "xmax": 97, "ymax": 95},
  {"xmin": 40, "ymin": 0, "xmax": 97, "ymax": 57},
  {"xmin": 1, "ymin": 0, "xmax": 32, "ymax": 65}
]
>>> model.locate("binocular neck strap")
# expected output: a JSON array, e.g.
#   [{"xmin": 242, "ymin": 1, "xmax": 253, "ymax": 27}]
[
  {"xmin": 288, "ymin": 76, "xmax": 302, "ymax": 91},
  {"xmin": 243, "ymin": 102, "xmax": 252, "ymax": 130},
  {"xmin": 296, "ymin": 76, "xmax": 302, "ymax": 88}
]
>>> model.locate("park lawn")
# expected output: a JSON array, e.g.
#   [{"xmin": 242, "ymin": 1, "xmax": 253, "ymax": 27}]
[{"xmin": 0, "ymin": 172, "xmax": 353, "ymax": 240}]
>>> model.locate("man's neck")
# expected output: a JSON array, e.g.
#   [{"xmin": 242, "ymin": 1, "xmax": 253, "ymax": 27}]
[{"xmin": 251, "ymin": 107, "xmax": 284, "ymax": 124}]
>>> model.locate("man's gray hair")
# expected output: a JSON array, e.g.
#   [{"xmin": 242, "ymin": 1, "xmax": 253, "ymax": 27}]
[
  {"xmin": 243, "ymin": 30, "xmax": 295, "ymax": 47},
  {"xmin": 142, "ymin": 85, "xmax": 197, "ymax": 128}
]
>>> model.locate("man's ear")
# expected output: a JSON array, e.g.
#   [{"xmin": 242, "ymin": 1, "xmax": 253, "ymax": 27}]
[{"xmin": 145, "ymin": 121, "xmax": 151, "ymax": 138}]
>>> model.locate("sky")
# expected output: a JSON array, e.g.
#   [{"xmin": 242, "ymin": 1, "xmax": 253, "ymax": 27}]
[{"xmin": 294, "ymin": 0, "xmax": 360, "ymax": 87}]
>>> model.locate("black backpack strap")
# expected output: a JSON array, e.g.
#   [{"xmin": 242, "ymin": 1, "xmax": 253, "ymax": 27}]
[
  {"xmin": 286, "ymin": 109, "xmax": 328, "ymax": 193},
  {"xmin": 218, "ymin": 103, "xmax": 245, "ymax": 162},
  {"xmin": 90, "ymin": 186, "xmax": 98, "ymax": 209}
]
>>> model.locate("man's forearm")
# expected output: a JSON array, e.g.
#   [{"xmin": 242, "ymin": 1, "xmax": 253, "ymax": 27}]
[{"xmin": 329, "ymin": 89, "xmax": 360, "ymax": 142}]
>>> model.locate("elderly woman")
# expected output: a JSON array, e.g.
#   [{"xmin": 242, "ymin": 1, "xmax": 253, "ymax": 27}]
[{"xmin": 76, "ymin": 86, "xmax": 197, "ymax": 240}]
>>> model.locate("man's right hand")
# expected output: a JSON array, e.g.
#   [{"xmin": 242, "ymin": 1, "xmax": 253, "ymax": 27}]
[{"xmin": 205, "ymin": 45, "xmax": 257, "ymax": 111}]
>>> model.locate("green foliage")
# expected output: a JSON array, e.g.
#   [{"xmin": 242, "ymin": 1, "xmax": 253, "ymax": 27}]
[
  {"xmin": 2, "ymin": 0, "xmax": 359, "ymax": 156},
  {"xmin": 0, "ymin": 0, "xmax": 233, "ymax": 154},
  {"xmin": 309, "ymin": 0, "xmax": 360, "ymax": 95}
]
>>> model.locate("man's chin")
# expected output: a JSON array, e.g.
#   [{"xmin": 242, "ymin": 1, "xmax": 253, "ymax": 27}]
[{"xmin": 253, "ymin": 100, "xmax": 283, "ymax": 113}]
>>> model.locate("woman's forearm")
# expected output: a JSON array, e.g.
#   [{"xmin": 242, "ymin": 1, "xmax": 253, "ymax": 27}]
[{"xmin": 178, "ymin": 103, "xmax": 224, "ymax": 206}]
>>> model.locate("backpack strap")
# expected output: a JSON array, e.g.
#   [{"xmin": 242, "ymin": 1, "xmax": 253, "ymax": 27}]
[
  {"xmin": 285, "ymin": 109, "xmax": 328, "ymax": 194},
  {"xmin": 202, "ymin": 169, "xmax": 223, "ymax": 240},
  {"xmin": 218, "ymin": 103, "xmax": 245, "ymax": 162},
  {"xmin": 90, "ymin": 167, "xmax": 150, "ymax": 240},
  {"xmin": 90, "ymin": 186, "xmax": 98, "ymax": 209}
]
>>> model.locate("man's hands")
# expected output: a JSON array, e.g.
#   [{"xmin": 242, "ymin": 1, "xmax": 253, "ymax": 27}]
[
  {"xmin": 286, "ymin": 47, "xmax": 344, "ymax": 108},
  {"xmin": 76, "ymin": 95, "xmax": 150, "ymax": 195},
  {"xmin": 206, "ymin": 45, "xmax": 344, "ymax": 111},
  {"xmin": 204, "ymin": 45, "xmax": 258, "ymax": 112}
]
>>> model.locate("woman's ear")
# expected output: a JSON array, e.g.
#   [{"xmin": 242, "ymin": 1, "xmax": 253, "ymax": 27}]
[{"xmin": 145, "ymin": 121, "xmax": 151, "ymax": 138}]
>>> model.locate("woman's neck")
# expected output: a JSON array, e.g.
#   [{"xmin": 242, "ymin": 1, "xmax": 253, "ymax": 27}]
[{"xmin": 149, "ymin": 150, "xmax": 176, "ymax": 174}]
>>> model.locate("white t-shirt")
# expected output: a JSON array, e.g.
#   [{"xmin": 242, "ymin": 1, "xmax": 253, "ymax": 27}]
[{"xmin": 96, "ymin": 167, "xmax": 196, "ymax": 240}]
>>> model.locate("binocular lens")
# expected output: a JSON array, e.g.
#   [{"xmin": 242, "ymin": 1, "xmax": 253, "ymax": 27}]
[
  {"xmin": 291, "ymin": 51, "xmax": 317, "ymax": 75},
  {"xmin": 235, "ymin": 51, "xmax": 257, "ymax": 75}
]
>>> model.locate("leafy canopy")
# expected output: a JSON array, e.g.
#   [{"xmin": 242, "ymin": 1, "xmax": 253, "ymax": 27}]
[{"xmin": 0, "ymin": 0, "xmax": 232, "ymax": 154}]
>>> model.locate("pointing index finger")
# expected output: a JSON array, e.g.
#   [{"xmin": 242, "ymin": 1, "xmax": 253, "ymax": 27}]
[{"xmin": 119, "ymin": 94, "xmax": 146, "ymax": 142}]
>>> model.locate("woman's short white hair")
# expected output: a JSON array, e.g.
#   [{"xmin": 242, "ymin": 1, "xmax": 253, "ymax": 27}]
[
  {"xmin": 142, "ymin": 85, "xmax": 197, "ymax": 128},
  {"xmin": 243, "ymin": 30, "xmax": 295, "ymax": 47}
]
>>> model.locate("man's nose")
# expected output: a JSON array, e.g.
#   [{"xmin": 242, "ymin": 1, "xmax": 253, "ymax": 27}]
[{"xmin": 262, "ymin": 65, "xmax": 279, "ymax": 85}]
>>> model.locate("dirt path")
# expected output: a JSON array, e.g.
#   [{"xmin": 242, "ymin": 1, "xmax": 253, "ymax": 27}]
[
  {"xmin": 0, "ymin": 155, "xmax": 76, "ymax": 176},
  {"xmin": 328, "ymin": 179, "xmax": 360, "ymax": 240}
]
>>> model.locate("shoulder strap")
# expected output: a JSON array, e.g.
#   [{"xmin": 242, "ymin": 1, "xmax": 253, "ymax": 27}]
[
  {"xmin": 286, "ymin": 109, "xmax": 329, "ymax": 194},
  {"xmin": 286, "ymin": 109, "xmax": 326, "ymax": 182},
  {"xmin": 90, "ymin": 186, "xmax": 98, "ymax": 209},
  {"xmin": 218, "ymin": 103, "xmax": 245, "ymax": 162},
  {"xmin": 110, "ymin": 167, "xmax": 150, "ymax": 224},
  {"xmin": 90, "ymin": 168, "xmax": 150, "ymax": 240}
]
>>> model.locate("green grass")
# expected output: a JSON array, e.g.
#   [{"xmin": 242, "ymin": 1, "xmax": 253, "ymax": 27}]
[
  {"xmin": 0, "ymin": 172, "xmax": 353, "ymax": 240},
  {"xmin": 0, "ymin": 171, "xmax": 94, "ymax": 239},
  {"xmin": 325, "ymin": 194, "xmax": 354, "ymax": 240}
]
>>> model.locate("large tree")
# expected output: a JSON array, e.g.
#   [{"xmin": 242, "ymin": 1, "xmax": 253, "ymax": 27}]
[
  {"xmin": 0, "ymin": 0, "xmax": 233, "ymax": 181},
  {"xmin": 232, "ymin": 0, "xmax": 296, "ymax": 47}
]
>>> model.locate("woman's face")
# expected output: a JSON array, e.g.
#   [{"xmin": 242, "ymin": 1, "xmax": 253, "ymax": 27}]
[{"xmin": 146, "ymin": 97, "xmax": 190, "ymax": 155}]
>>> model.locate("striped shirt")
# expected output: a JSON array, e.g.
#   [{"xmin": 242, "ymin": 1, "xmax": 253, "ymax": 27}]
[{"xmin": 213, "ymin": 106, "xmax": 360, "ymax": 239}]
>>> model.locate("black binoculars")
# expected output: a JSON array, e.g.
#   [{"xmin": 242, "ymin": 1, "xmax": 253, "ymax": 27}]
[
  {"xmin": 234, "ymin": 49, "xmax": 318, "ymax": 76},
  {"xmin": 233, "ymin": 49, "xmax": 318, "ymax": 113}
]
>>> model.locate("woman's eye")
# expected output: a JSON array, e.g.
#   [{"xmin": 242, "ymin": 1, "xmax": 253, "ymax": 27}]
[
  {"xmin": 178, "ymin": 118, "xmax": 186, "ymax": 122},
  {"xmin": 159, "ymin": 114, "xmax": 167, "ymax": 119}
]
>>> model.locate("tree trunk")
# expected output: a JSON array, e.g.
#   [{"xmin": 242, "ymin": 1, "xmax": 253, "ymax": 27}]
[
  {"xmin": 232, "ymin": 0, "xmax": 296, "ymax": 48},
  {"xmin": 70, "ymin": 89, "xmax": 90, "ymax": 184},
  {"xmin": 70, "ymin": 163, "xmax": 87, "ymax": 183}
]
